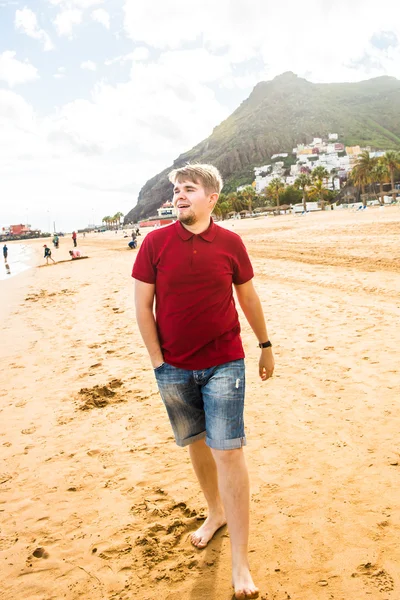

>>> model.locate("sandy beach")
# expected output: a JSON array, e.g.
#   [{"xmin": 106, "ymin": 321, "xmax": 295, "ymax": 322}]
[{"xmin": 1, "ymin": 208, "xmax": 400, "ymax": 600}]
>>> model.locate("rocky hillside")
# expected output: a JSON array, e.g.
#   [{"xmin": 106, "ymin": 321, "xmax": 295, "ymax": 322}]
[{"xmin": 125, "ymin": 72, "xmax": 400, "ymax": 222}]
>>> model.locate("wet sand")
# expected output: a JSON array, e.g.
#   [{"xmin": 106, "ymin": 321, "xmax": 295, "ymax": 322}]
[{"xmin": 1, "ymin": 208, "xmax": 400, "ymax": 600}]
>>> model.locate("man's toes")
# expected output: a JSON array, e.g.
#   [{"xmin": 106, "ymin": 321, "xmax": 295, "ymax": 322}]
[
  {"xmin": 190, "ymin": 534, "xmax": 206, "ymax": 548},
  {"xmin": 235, "ymin": 588, "xmax": 259, "ymax": 599},
  {"xmin": 192, "ymin": 537, "xmax": 206, "ymax": 548}
]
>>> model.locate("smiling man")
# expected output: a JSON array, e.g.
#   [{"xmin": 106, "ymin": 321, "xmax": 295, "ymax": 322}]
[{"xmin": 132, "ymin": 164, "xmax": 274, "ymax": 600}]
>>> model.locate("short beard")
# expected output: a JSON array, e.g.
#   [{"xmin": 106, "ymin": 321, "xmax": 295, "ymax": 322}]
[{"xmin": 178, "ymin": 211, "xmax": 197, "ymax": 226}]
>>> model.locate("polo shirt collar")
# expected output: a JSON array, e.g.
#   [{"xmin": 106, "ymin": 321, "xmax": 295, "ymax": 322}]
[{"xmin": 175, "ymin": 217, "xmax": 217, "ymax": 242}]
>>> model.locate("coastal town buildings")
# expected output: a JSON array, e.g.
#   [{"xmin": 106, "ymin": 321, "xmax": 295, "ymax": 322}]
[{"xmin": 251, "ymin": 133, "xmax": 390, "ymax": 194}]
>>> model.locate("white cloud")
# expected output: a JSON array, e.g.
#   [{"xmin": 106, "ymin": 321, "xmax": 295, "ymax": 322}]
[
  {"xmin": 15, "ymin": 8, "xmax": 54, "ymax": 51},
  {"xmin": 0, "ymin": 51, "xmax": 39, "ymax": 87},
  {"xmin": 158, "ymin": 49, "xmax": 232, "ymax": 84},
  {"xmin": 49, "ymin": 0, "xmax": 103, "ymax": 7},
  {"xmin": 122, "ymin": 0, "xmax": 400, "ymax": 83},
  {"xmin": 131, "ymin": 47, "xmax": 150, "ymax": 61},
  {"xmin": 91, "ymin": 8, "xmax": 110, "ymax": 29},
  {"xmin": 53, "ymin": 66, "xmax": 66, "ymax": 78},
  {"xmin": 81, "ymin": 60, "xmax": 96, "ymax": 71},
  {"xmin": 105, "ymin": 47, "xmax": 150, "ymax": 66},
  {"xmin": 0, "ymin": 89, "xmax": 36, "ymax": 130},
  {"xmin": 44, "ymin": 52, "xmax": 230, "ymax": 163},
  {"xmin": 53, "ymin": 8, "xmax": 82, "ymax": 37}
]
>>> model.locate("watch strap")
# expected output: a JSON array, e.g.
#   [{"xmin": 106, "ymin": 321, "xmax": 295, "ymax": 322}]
[{"xmin": 258, "ymin": 340, "xmax": 272, "ymax": 349}]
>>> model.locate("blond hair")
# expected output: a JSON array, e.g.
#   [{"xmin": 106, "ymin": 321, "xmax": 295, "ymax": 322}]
[{"xmin": 168, "ymin": 163, "xmax": 223, "ymax": 194}]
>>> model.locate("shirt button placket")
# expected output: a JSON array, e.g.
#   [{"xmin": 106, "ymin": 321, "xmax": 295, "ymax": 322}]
[{"xmin": 191, "ymin": 238, "xmax": 197, "ymax": 267}]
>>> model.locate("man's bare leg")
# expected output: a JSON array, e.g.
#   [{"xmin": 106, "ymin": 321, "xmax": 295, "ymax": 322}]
[
  {"xmin": 188, "ymin": 438, "xmax": 226, "ymax": 548},
  {"xmin": 212, "ymin": 447, "xmax": 258, "ymax": 600}
]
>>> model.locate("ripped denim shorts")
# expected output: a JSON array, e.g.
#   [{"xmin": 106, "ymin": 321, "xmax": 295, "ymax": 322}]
[{"xmin": 154, "ymin": 359, "xmax": 246, "ymax": 450}]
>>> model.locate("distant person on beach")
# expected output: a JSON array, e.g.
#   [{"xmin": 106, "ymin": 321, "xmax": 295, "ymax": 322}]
[
  {"xmin": 72, "ymin": 231, "xmax": 77, "ymax": 247},
  {"xmin": 128, "ymin": 240, "xmax": 137, "ymax": 249},
  {"xmin": 43, "ymin": 245, "xmax": 55, "ymax": 264},
  {"xmin": 3, "ymin": 244, "xmax": 7, "ymax": 262},
  {"xmin": 132, "ymin": 164, "xmax": 274, "ymax": 600},
  {"xmin": 53, "ymin": 234, "xmax": 59, "ymax": 249},
  {"xmin": 69, "ymin": 249, "xmax": 82, "ymax": 259}
]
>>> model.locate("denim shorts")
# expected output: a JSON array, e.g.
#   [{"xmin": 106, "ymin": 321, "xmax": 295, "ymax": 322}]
[{"xmin": 154, "ymin": 359, "xmax": 246, "ymax": 450}]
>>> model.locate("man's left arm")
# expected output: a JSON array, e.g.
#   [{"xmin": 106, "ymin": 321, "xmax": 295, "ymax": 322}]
[{"xmin": 234, "ymin": 279, "xmax": 275, "ymax": 381}]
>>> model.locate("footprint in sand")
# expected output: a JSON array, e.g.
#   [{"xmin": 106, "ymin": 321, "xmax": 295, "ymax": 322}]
[
  {"xmin": 129, "ymin": 486, "xmax": 205, "ymax": 582},
  {"xmin": 21, "ymin": 426, "xmax": 36, "ymax": 435},
  {"xmin": 97, "ymin": 543, "xmax": 133, "ymax": 561},
  {"xmin": 353, "ymin": 562, "xmax": 394, "ymax": 593},
  {"xmin": 0, "ymin": 473, "xmax": 13, "ymax": 484},
  {"xmin": 87, "ymin": 449, "xmax": 102, "ymax": 456},
  {"xmin": 77, "ymin": 378, "xmax": 124, "ymax": 410}
]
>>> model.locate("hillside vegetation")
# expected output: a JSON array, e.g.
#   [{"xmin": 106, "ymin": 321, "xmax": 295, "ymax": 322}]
[{"xmin": 125, "ymin": 72, "xmax": 400, "ymax": 222}]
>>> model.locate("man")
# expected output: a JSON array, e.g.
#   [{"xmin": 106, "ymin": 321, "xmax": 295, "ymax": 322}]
[
  {"xmin": 132, "ymin": 164, "xmax": 274, "ymax": 600},
  {"xmin": 43, "ymin": 244, "xmax": 55, "ymax": 264},
  {"xmin": 3, "ymin": 244, "xmax": 8, "ymax": 262},
  {"xmin": 72, "ymin": 231, "xmax": 77, "ymax": 247}
]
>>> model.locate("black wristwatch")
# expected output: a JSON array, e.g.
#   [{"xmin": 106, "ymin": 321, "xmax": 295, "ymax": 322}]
[{"xmin": 258, "ymin": 340, "xmax": 272, "ymax": 349}]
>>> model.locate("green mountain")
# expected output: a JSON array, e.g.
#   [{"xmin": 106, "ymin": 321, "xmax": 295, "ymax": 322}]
[{"xmin": 125, "ymin": 72, "xmax": 400, "ymax": 222}]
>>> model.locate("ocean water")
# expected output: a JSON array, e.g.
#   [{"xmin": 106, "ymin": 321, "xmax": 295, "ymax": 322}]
[{"xmin": 1, "ymin": 243, "xmax": 34, "ymax": 281}]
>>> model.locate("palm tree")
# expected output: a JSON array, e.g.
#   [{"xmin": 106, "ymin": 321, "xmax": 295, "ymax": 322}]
[
  {"xmin": 218, "ymin": 201, "xmax": 231, "ymax": 220},
  {"xmin": 312, "ymin": 166, "xmax": 329, "ymax": 183},
  {"xmin": 371, "ymin": 162, "xmax": 389, "ymax": 206},
  {"xmin": 266, "ymin": 178, "xmax": 285, "ymax": 208},
  {"xmin": 308, "ymin": 179, "xmax": 331, "ymax": 209},
  {"xmin": 294, "ymin": 173, "xmax": 311, "ymax": 212},
  {"xmin": 380, "ymin": 151, "xmax": 400, "ymax": 201},
  {"xmin": 351, "ymin": 151, "xmax": 377, "ymax": 207},
  {"xmin": 113, "ymin": 212, "xmax": 124, "ymax": 230},
  {"xmin": 102, "ymin": 216, "xmax": 111, "ymax": 229},
  {"xmin": 239, "ymin": 186, "xmax": 257, "ymax": 214},
  {"xmin": 311, "ymin": 166, "xmax": 330, "ymax": 209},
  {"xmin": 227, "ymin": 192, "xmax": 243, "ymax": 214},
  {"xmin": 212, "ymin": 203, "xmax": 222, "ymax": 219}
]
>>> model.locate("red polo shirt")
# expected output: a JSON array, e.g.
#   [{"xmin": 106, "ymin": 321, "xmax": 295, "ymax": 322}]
[{"xmin": 132, "ymin": 219, "xmax": 254, "ymax": 370}]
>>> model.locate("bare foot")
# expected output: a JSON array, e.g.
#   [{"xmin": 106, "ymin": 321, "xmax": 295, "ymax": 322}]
[
  {"xmin": 232, "ymin": 565, "xmax": 259, "ymax": 599},
  {"xmin": 190, "ymin": 513, "xmax": 226, "ymax": 548}
]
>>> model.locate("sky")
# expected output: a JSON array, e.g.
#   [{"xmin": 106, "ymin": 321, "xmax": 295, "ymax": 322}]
[{"xmin": 1, "ymin": 0, "xmax": 400, "ymax": 232}]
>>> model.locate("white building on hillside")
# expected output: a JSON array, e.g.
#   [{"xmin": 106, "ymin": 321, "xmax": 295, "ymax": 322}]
[
  {"xmin": 271, "ymin": 153, "xmax": 288, "ymax": 160},
  {"xmin": 157, "ymin": 201, "xmax": 177, "ymax": 218},
  {"xmin": 254, "ymin": 165, "xmax": 271, "ymax": 177}
]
